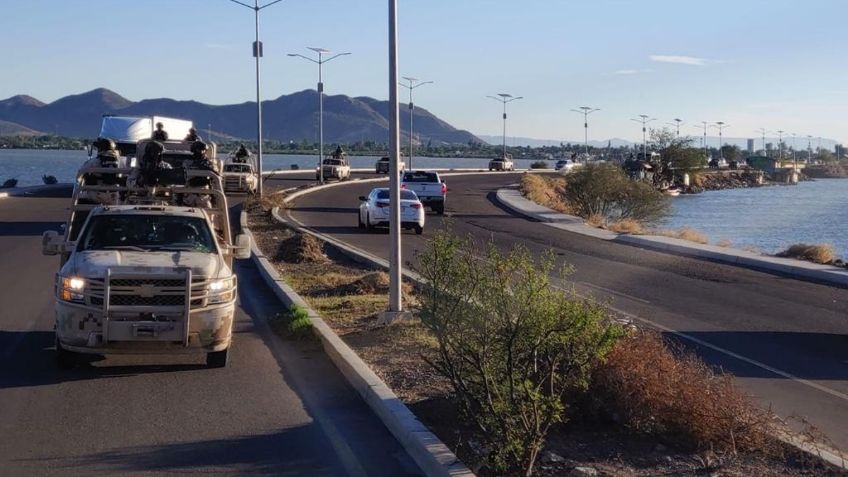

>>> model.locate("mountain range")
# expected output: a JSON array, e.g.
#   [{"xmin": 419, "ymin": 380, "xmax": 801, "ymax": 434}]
[{"xmin": 0, "ymin": 88, "xmax": 481, "ymax": 145}]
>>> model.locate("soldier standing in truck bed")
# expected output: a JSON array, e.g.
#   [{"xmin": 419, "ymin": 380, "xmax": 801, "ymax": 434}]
[
  {"xmin": 152, "ymin": 122, "xmax": 169, "ymax": 141},
  {"xmin": 184, "ymin": 127, "xmax": 201, "ymax": 142}
]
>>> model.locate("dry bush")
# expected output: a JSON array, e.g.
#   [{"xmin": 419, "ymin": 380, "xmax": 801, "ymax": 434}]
[
  {"xmin": 275, "ymin": 233, "xmax": 329, "ymax": 264},
  {"xmin": 653, "ymin": 227, "xmax": 709, "ymax": 244},
  {"xmin": 607, "ymin": 218, "xmax": 645, "ymax": 234},
  {"xmin": 591, "ymin": 331, "xmax": 775, "ymax": 454},
  {"xmin": 520, "ymin": 174, "xmax": 570, "ymax": 213},
  {"xmin": 776, "ymin": 243, "xmax": 836, "ymax": 265},
  {"xmin": 585, "ymin": 214, "xmax": 605, "ymax": 228},
  {"xmin": 717, "ymin": 239, "xmax": 733, "ymax": 248}
]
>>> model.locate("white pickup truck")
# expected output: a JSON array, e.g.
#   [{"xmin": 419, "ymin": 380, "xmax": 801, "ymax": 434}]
[
  {"xmin": 317, "ymin": 157, "xmax": 351, "ymax": 181},
  {"xmin": 401, "ymin": 170, "xmax": 447, "ymax": 214},
  {"xmin": 222, "ymin": 162, "xmax": 258, "ymax": 195},
  {"xmin": 43, "ymin": 139, "xmax": 250, "ymax": 369}
]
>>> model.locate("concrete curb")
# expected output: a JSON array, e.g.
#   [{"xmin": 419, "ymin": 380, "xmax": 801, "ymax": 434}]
[
  {"xmin": 0, "ymin": 183, "xmax": 73, "ymax": 199},
  {"xmin": 241, "ymin": 210, "xmax": 473, "ymax": 477},
  {"xmin": 496, "ymin": 188, "xmax": 848, "ymax": 288}
]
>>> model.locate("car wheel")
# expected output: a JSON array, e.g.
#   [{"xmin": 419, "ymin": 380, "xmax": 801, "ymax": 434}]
[
  {"xmin": 414, "ymin": 225, "xmax": 423, "ymax": 235},
  {"xmin": 55, "ymin": 338, "xmax": 78, "ymax": 370},
  {"xmin": 206, "ymin": 348, "xmax": 229, "ymax": 368}
]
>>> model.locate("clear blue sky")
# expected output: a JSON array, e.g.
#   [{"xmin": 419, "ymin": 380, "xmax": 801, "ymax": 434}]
[{"xmin": 2, "ymin": 0, "xmax": 846, "ymax": 144}]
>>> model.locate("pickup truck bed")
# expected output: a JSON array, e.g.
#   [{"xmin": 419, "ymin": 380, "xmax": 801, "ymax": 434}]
[{"xmin": 401, "ymin": 171, "xmax": 446, "ymax": 214}]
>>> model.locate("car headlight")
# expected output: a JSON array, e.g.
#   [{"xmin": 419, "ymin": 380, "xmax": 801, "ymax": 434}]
[
  {"xmin": 208, "ymin": 278, "xmax": 235, "ymax": 304},
  {"xmin": 60, "ymin": 276, "xmax": 85, "ymax": 303}
]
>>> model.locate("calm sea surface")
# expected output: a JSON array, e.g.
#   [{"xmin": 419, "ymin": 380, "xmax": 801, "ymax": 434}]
[{"xmin": 2, "ymin": 149, "xmax": 846, "ymax": 258}]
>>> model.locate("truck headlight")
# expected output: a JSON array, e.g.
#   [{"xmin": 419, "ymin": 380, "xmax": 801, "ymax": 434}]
[
  {"xmin": 208, "ymin": 279, "xmax": 234, "ymax": 304},
  {"xmin": 60, "ymin": 276, "xmax": 85, "ymax": 303}
]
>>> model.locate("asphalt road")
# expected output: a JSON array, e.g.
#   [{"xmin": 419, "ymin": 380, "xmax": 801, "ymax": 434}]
[
  {"xmin": 0, "ymin": 187, "xmax": 421, "ymax": 476},
  {"xmin": 286, "ymin": 172, "xmax": 848, "ymax": 451}
]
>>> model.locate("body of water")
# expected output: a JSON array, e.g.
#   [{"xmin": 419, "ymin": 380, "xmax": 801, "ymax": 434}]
[
  {"xmin": 666, "ymin": 179, "xmax": 848, "ymax": 258},
  {"xmin": 2, "ymin": 149, "xmax": 846, "ymax": 258}
]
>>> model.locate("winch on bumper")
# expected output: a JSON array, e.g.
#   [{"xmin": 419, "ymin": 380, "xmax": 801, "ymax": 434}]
[{"xmin": 54, "ymin": 268, "xmax": 236, "ymax": 355}]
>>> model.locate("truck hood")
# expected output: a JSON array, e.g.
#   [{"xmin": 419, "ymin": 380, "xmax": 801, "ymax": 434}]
[{"xmin": 69, "ymin": 250, "xmax": 224, "ymax": 279}]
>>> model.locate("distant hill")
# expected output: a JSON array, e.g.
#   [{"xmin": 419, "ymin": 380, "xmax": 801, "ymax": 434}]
[
  {"xmin": 0, "ymin": 88, "xmax": 481, "ymax": 145},
  {"xmin": 0, "ymin": 120, "xmax": 42, "ymax": 136}
]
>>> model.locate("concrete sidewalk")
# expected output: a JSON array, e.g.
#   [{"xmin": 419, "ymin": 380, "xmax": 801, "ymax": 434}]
[{"xmin": 496, "ymin": 187, "xmax": 848, "ymax": 288}]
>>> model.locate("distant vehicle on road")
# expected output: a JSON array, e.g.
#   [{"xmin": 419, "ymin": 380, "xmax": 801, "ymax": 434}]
[
  {"xmin": 401, "ymin": 170, "xmax": 446, "ymax": 214},
  {"xmin": 375, "ymin": 156, "xmax": 406, "ymax": 174},
  {"xmin": 358, "ymin": 187, "xmax": 425, "ymax": 234},
  {"xmin": 317, "ymin": 157, "xmax": 351, "ymax": 181},
  {"xmin": 488, "ymin": 153, "xmax": 515, "ymax": 171},
  {"xmin": 555, "ymin": 159, "xmax": 580, "ymax": 172},
  {"xmin": 222, "ymin": 162, "xmax": 257, "ymax": 195}
]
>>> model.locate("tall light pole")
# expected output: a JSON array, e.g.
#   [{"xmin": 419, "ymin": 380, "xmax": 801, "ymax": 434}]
[
  {"xmin": 667, "ymin": 118, "xmax": 684, "ymax": 137},
  {"xmin": 777, "ymin": 130, "xmax": 785, "ymax": 162},
  {"xmin": 756, "ymin": 128, "xmax": 769, "ymax": 156},
  {"xmin": 694, "ymin": 121, "xmax": 709, "ymax": 160},
  {"xmin": 380, "ymin": 0, "xmax": 406, "ymax": 322},
  {"xmin": 630, "ymin": 114, "xmax": 655, "ymax": 159},
  {"xmin": 791, "ymin": 132, "xmax": 798, "ymax": 168},
  {"xmin": 806, "ymin": 134, "xmax": 813, "ymax": 163},
  {"xmin": 288, "ymin": 48, "xmax": 351, "ymax": 184},
  {"xmin": 711, "ymin": 121, "xmax": 728, "ymax": 160},
  {"xmin": 228, "ymin": 0, "xmax": 285, "ymax": 197},
  {"xmin": 487, "ymin": 93, "xmax": 523, "ymax": 159},
  {"xmin": 571, "ymin": 106, "xmax": 600, "ymax": 159},
  {"xmin": 400, "ymin": 77, "xmax": 433, "ymax": 171}
]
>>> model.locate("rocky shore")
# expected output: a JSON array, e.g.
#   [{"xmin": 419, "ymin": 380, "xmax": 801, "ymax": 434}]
[{"xmin": 687, "ymin": 170, "xmax": 766, "ymax": 193}]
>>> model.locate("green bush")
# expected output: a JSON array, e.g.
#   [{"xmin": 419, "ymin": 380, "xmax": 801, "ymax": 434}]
[
  {"xmin": 272, "ymin": 304, "xmax": 313, "ymax": 339},
  {"xmin": 414, "ymin": 228, "xmax": 623, "ymax": 476},
  {"xmin": 529, "ymin": 160, "xmax": 549, "ymax": 169},
  {"xmin": 563, "ymin": 163, "xmax": 670, "ymax": 224}
]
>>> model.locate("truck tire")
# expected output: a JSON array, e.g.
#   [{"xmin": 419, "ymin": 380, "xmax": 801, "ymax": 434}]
[
  {"xmin": 207, "ymin": 348, "xmax": 229, "ymax": 368},
  {"xmin": 414, "ymin": 225, "xmax": 423, "ymax": 235},
  {"xmin": 55, "ymin": 339, "xmax": 78, "ymax": 369},
  {"xmin": 433, "ymin": 203, "xmax": 445, "ymax": 215}
]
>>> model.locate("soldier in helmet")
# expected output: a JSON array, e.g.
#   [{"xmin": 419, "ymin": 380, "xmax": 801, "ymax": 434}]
[
  {"xmin": 153, "ymin": 122, "xmax": 169, "ymax": 141},
  {"xmin": 184, "ymin": 127, "xmax": 201, "ymax": 142}
]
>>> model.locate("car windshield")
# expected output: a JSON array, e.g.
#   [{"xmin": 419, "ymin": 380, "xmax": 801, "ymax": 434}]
[
  {"xmin": 402, "ymin": 172, "xmax": 439, "ymax": 183},
  {"xmin": 224, "ymin": 164, "xmax": 251, "ymax": 172},
  {"xmin": 376, "ymin": 190, "xmax": 418, "ymax": 200},
  {"xmin": 77, "ymin": 214, "xmax": 217, "ymax": 253},
  {"xmin": 323, "ymin": 159, "xmax": 343, "ymax": 166}
]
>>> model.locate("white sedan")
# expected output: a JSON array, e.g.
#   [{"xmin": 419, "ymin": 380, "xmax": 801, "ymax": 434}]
[{"xmin": 358, "ymin": 188, "xmax": 425, "ymax": 234}]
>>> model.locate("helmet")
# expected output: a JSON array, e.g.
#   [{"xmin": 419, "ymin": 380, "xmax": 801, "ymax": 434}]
[
  {"xmin": 190, "ymin": 141, "xmax": 208, "ymax": 155},
  {"xmin": 94, "ymin": 137, "xmax": 116, "ymax": 152},
  {"xmin": 155, "ymin": 122, "xmax": 164, "ymax": 129},
  {"xmin": 189, "ymin": 128, "xmax": 197, "ymax": 134}
]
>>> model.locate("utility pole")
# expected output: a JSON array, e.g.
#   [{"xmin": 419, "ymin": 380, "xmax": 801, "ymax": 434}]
[
  {"xmin": 288, "ymin": 48, "xmax": 351, "ymax": 184},
  {"xmin": 630, "ymin": 115, "xmax": 655, "ymax": 159},
  {"xmin": 571, "ymin": 106, "xmax": 600, "ymax": 160},
  {"xmin": 487, "ymin": 94, "xmax": 523, "ymax": 159},
  {"xmin": 400, "ymin": 77, "xmax": 433, "ymax": 171},
  {"xmin": 228, "ymin": 0, "xmax": 285, "ymax": 197}
]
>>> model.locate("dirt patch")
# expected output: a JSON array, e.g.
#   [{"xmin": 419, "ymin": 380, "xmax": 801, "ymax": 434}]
[{"xmin": 275, "ymin": 233, "xmax": 329, "ymax": 264}]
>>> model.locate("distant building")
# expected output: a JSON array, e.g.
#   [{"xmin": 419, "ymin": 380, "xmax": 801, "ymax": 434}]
[{"xmin": 747, "ymin": 138, "xmax": 755, "ymax": 154}]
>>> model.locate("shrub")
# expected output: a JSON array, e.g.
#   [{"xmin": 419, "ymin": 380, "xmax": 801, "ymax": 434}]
[
  {"xmin": 414, "ymin": 229, "xmax": 623, "ymax": 476},
  {"xmin": 607, "ymin": 218, "xmax": 645, "ymax": 234},
  {"xmin": 717, "ymin": 239, "xmax": 733, "ymax": 248},
  {"xmin": 776, "ymin": 243, "xmax": 836, "ymax": 265},
  {"xmin": 654, "ymin": 227, "xmax": 709, "ymax": 244},
  {"xmin": 529, "ymin": 160, "xmax": 549, "ymax": 169},
  {"xmin": 520, "ymin": 174, "xmax": 569, "ymax": 213},
  {"xmin": 591, "ymin": 331, "xmax": 775, "ymax": 454},
  {"xmin": 563, "ymin": 163, "xmax": 670, "ymax": 224}
]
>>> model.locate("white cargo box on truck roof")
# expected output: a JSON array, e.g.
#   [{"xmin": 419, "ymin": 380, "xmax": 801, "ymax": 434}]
[{"xmin": 99, "ymin": 115, "xmax": 193, "ymax": 143}]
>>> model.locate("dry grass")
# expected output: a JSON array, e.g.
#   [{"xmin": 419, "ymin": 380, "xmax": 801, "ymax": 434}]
[
  {"xmin": 274, "ymin": 233, "xmax": 329, "ymax": 264},
  {"xmin": 776, "ymin": 243, "xmax": 836, "ymax": 265},
  {"xmin": 607, "ymin": 218, "xmax": 645, "ymax": 234},
  {"xmin": 520, "ymin": 174, "xmax": 570, "ymax": 214},
  {"xmin": 653, "ymin": 227, "xmax": 709, "ymax": 244},
  {"xmin": 591, "ymin": 331, "xmax": 776, "ymax": 455},
  {"xmin": 717, "ymin": 239, "xmax": 733, "ymax": 248},
  {"xmin": 585, "ymin": 214, "xmax": 605, "ymax": 228},
  {"xmin": 244, "ymin": 190, "xmax": 288, "ymax": 213}
]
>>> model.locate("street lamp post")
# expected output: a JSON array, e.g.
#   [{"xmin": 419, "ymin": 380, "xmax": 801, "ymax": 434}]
[
  {"xmin": 694, "ymin": 121, "xmax": 708, "ymax": 161},
  {"xmin": 400, "ymin": 77, "xmax": 433, "ymax": 171},
  {"xmin": 667, "ymin": 118, "xmax": 684, "ymax": 137},
  {"xmin": 571, "ymin": 106, "xmax": 600, "ymax": 159},
  {"xmin": 487, "ymin": 94, "xmax": 523, "ymax": 159},
  {"xmin": 711, "ymin": 121, "xmax": 728, "ymax": 160},
  {"xmin": 288, "ymin": 48, "xmax": 351, "ymax": 184},
  {"xmin": 756, "ymin": 128, "xmax": 769, "ymax": 156},
  {"xmin": 630, "ymin": 114, "xmax": 655, "ymax": 159},
  {"xmin": 228, "ymin": 0, "xmax": 285, "ymax": 197},
  {"xmin": 776, "ymin": 130, "xmax": 785, "ymax": 162}
]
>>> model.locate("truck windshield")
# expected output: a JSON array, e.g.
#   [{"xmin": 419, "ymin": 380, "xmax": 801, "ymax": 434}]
[
  {"xmin": 323, "ymin": 159, "xmax": 343, "ymax": 166},
  {"xmin": 77, "ymin": 215, "xmax": 217, "ymax": 253},
  {"xmin": 224, "ymin": 164, "xmax": 251, "ymax": 173}
]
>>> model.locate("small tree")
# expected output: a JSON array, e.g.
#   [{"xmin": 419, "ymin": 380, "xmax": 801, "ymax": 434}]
[
  {"xmin": 563, "ymin": 163, "xmax": 670, "ymax": 224},
  {"xmin": 415, "ymin": 229, "xmax": 622, "ymax": 476}
]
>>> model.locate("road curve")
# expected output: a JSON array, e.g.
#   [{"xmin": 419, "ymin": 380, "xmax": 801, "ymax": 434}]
[
  {"xmin": 0, "ymin": 188, "xmax": 421, "ymax": 476},
  {"xmin": 286, "ymin": 172, "xmax": 848, "ymax": 451}
]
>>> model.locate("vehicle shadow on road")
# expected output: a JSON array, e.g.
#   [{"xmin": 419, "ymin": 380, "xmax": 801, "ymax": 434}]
[
  {"xmin": 664, "ymin": 330, "xmax": 848, "ymax": 381},
  {"xmin": 31, "ymin": 426, "xmax": 347, "ymax": 476},
  {"xmin": 0, "ymin": 221, "xmax": 64, "ymax": 236},
  {"xmin": 0, "ymin": 331, "xmax": 207, "ymax": 389}
]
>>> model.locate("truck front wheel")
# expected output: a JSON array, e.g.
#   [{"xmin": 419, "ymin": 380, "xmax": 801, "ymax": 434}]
[
  {"xmin": 207, "ymin": 348, "xmax": 229, "ymax": 368},
  {"xmin": 55, "ymin": 339, "xmax": 78, "ymax": 369}
]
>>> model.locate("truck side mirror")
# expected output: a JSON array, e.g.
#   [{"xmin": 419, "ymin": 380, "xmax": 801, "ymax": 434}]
[
  {"xmin": 233, "ymin": 234, "xmax": 251, "ymax": 260},
  {"xmin": 42, "ymin": 230, "xmax": 62, "ymax": 256}
]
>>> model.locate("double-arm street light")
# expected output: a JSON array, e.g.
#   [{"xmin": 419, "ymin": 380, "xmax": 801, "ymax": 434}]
[
  {"xmin": 711, "ymin": 121, "xmax": 728, "ymax": 160},
  {"xmin": 694, "ymin": 121, "xmax": 709, "ymax": 160},
  {"xmin": 667, "ymin": 118, "xmax": 684, "ymax": 137},
  {"xmin": 288, "ymin": 48, "xmax": 351, "ymax": 184},
  {"xmin": 227, "ymin": 0, "xmax": 285, "ymax": 197},
  {"xmin": 400, "ymin": 77, "xmax": 433, "ymax": 171},
  {"xmin": 631, "ymin": 114, "xmax": 655, "ymax": 159},
  {"xmin": 487, "ymin": 93, "xmax": 523, "ymax": 159},
  {"xmin": 756, "ymin": 128, "xmax": 770, "ymax": 156},
  {"xmin": 571, "ymin": 106, "xmax": 600, "ymax": 159}
]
